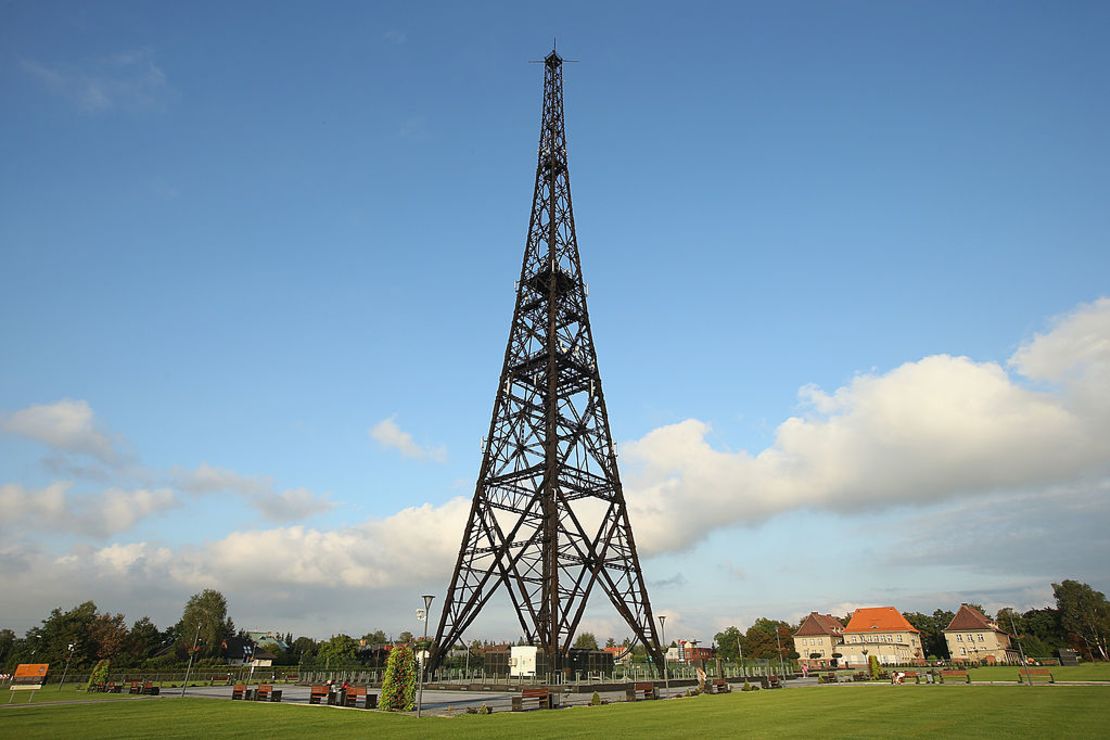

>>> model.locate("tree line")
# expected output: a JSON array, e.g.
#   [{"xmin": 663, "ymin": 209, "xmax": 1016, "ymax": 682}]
[{"xmin": 3, "ymin": 579, "xmax": 1105, "ymax": 672}]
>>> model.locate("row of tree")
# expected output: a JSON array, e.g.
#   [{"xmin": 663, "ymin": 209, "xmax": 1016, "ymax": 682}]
[{"xmin": 4, "ymin": 579, "xmax": 1106, "ymax": 672}]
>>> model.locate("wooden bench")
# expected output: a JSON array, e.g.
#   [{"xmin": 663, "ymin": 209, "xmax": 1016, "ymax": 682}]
[
  {"xmin": 820, "ymin": 672, "xmax": 838, "ymax": 684},
  {"xmin": 902, "ymin": 671, "xmax": 919, "ymax": 684},
  {"xmin": 309, "ymin": 685, "xmax": 328, "ymax": 704},
  {"xmin": 1019, "ymin": 668, "xmax": 1054, "ymax": 684},
  {"xmin": 343, "ymin": 686, "xmax": 365, "ymax": 707},
  {"xmin": 254, "ymin": 684, "xmax": 282, "ymax": 702},
  {"xmin": 625, "ymin": 682, "xmax": 658, "ymax": 701},
  {"xmin": 941, "ymin": 670, "xmax": 970, "ymax": 684},
  {"xmin": 512, "ymin": 687, "xmax": 559, "ymax": 711},
  {"xmin": 707, "ymin": 678, "xmax": 731, "ymax": 694},
  {"xmin": 141, "ymin": 681, "xmax": 160, "ymax": 696},
  {"xmin": 128, "ymin": 680, "xmax": 142, "ymax": 695},
  {"xmin": 231, "ymin": 683, "xmax": 247, "ymax": 700}
]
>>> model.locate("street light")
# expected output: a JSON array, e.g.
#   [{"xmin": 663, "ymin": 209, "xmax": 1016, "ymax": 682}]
[
  {"xmin": 181, "ymin": 622, "xmax": 203, "ymax": 698},
  {"xmin": 657, "ymin": 615, "xmax": 669, "ymax": 691},
  {"xmin": 416, "ymin": 594, "xmax": 435, "ymax": 718},
  {"xmin": 58, "ymin": 643, "xmax": 76, "ymax": 691}
]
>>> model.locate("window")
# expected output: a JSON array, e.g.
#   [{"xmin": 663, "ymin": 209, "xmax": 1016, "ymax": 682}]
[
  {"xmin": 978, "ymin": 634, "xmax": 984, "ymax": 642},
  {"xmin": 956, "ymin": 634, "xmax": 963, "ymax": 642},
  {"xmin": 960, "ymin": 647, "xmax": 966, "ymax": 655}
]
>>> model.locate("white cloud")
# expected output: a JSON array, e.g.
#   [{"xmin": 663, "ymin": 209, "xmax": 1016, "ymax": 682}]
[
  {"xmin": 2, "ymin": 399, "xmax": 121, "ymax": 464},
  {"xmin": 622, "ymin": 297, "xmax": 1110, "ymax": 555},
  {"xmin": 370, "ymin": 416, "xmax": 447, "ymax": 462},
  {"xmin": 174, "ymin": 463, "xmax": 333, "ymax": 523},
  {"xmin": 0, "ymin": 482, "xmax": 177, "ymax": 538},
  {"xmin": 21, "ymin": 49, "xmax": 173, "ymax": 113}
]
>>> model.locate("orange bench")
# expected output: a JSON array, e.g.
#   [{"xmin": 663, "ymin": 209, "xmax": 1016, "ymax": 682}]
[
  {"xmin": 254, "ymin": 684, "xmax": 282, "ymax": 702},
  {"xmin": 941, "ymin": 670, "xmax": 970, "ymax": 684},
  {"xmin": 231, "ymin": 683, "xmax": 247, "ymax": 700},
  {"xmin": 1019, "ymin": 668, "xmax": 1054, "ymax": 684},
  {"xmin": 309, "ymin": 685, "xmax": 329, "ymax": 704}
]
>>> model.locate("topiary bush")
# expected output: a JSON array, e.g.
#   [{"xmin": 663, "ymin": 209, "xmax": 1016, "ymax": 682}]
[
  {"xmin": 868, "ymin": 655, "xmax": 881, "ymax": 680},
  {"xmin": 591, "ymin": 691, "xmax": 601, "ymax": 706},
  {"xmin": 379, "ymin": 644, "xmax": 417, "ymax": 711},
  {"xmin": 86, "ymin": 659, "xmax": 110, "ymax": 691}
]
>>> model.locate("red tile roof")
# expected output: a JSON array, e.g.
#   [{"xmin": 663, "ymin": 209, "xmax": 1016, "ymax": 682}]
[
  {"xmin": 844, "ymin": 607, "xmax": 919, "ymax": 634},
  {"xmin": 794, "ymin": 612, "xmax": 844, "ymax": 637},
  {"xmin": 945, "ymin": 604, "xmax": 1009, "ymax": 634}
]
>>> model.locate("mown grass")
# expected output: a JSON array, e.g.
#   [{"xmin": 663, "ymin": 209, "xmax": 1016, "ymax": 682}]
[
  {"xmin": 965, "ymin": 663, "xmax": 1110, "ymax": 682},
  {"xmin": 2, "ymin": 684, "xmax": 151, "ymax": 704},
  {"xmin": 1, "ymin": 685, "xmax": 1107, "ymax": 739}
]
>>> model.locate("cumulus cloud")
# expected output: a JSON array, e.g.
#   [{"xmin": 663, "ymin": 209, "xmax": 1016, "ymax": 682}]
[
  {"xmin": 370, "ymin": 416, "xmax": 447, "ymax": 462},
  {"xmin": 622, "ymin": 297, "xmax": 1110, "ymax": 555},
  {"xmin": 21, "ymin": 49, "xmax": 173, "ymax": 113},
  {"xmin": 2, "ymin": 399, "xmax": 122, "ymax": 464},
  {"xmin": 0, "ymin": 482, "xmax": 177, "ymax": 538},
  {"xmin": 174, "ymin": 463, "xmax": 333, "ymax": 523}
]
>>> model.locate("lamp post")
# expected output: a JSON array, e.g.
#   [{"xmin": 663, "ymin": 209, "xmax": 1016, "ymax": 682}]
[
  {"xmin": 416, "ymin": 595, "xmax": 434, "ymax": 718},
  {"xmin": 1007, "ymin": 611, "xmax": 1032, "ymax": 686},
  {"xmin": 181, "ymin": 622, "xmax": 202, "ymax": 698},
  {"xmin": 657, "ymin": 615, "xmax": 668, "ymax": 691},
  {"xmin": 58, "ymin": 643, "xmax": 76, "ymax": 691},
  {"xmin": 775, "ymin": 626, "xmax": 786, "ymax": 677}
]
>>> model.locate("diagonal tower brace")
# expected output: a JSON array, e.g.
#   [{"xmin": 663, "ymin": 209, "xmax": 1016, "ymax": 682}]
[{"xmin": 429, "ymin": 50, "xmax": 665, "ymax": 674}]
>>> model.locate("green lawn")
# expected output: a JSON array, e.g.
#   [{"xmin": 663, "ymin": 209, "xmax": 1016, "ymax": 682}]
[
  {"xmin": 3, "ymin": 684, "xmax": 151, "ymax": 704},
  {"xmin": 964, "ymin": 664, "xmax": 1110, "ymax": 682},
  {"xmin": 1, "ymin": 686, "xmax": 1107, "ymax": 739}
]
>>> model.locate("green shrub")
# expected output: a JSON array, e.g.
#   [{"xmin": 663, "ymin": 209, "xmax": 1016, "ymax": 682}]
[
  {"xmin": 86, "ymin": 659, "xmax": 110, "ymax": 691},
  {"xmin": 591, "ymin": 692, "xmax": 601, "ymax": 706},
  {"xmin": 379, "ymin": 644, "xmax": 416, "ymax": 712},
  {"xmin": 868, "ymin": 655, "xmax": 880, "ymax": 680}
]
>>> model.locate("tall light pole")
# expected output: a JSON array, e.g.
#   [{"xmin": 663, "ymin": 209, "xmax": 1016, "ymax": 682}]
[
  {"xmin": 416, "ymin": 595, "xmax": 434, "ymax": 718},
  {"xmin": 180, "ymin": 622, "xmax": 202, "ymax": 698},
  {"xmin": 58, "ymin": 643, "xmax": 76, "ymax": 691},
  {"xmin": 736, "ymin": 633, "xmax": 744, "ymax": 674},
  {"xmin": 775, "ymin": 626, "xmax": 786, "ymax": 676},
  {"xmin": 1007, "ymin": 611, "xmax": 1032, "ymax": 686},
  {"xmin": 657, "ymin": 615, "xmax": 668, "ymax": 690}
]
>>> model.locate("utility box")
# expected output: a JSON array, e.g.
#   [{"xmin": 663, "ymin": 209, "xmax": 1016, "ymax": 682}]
[{"xmin": 510, "ymin": 646, "xmax": 539, "ymax": 677}]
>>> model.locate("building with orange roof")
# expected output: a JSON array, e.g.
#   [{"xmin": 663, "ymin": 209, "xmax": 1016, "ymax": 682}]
[
  {"xmin": 792, "ymin": 612, "xmax": 845, "ymax": 669},
  {"xmin": 944, "ymin": 604, "xmax": 1019, "ymax": 664},
  {"xmin": 839, "ymin": 606, "xmax": 924, "ymax": 666}
]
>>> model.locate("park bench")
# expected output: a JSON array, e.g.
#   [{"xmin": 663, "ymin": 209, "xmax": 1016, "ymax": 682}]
[
  {"xmin": 309, "ymin": 685, "xmax": 329, "ymax": 704},
  {"xmin": 254, "ymin": 684, "xmax": 282, "ymax": 702},
  {"xmin": 941, "ymin": 670, "xmax": 970, "ymax": 684},
  {"xmin": 852, "ymin": 672, "xmax": 869, "ymax": 682},
  {"xmin": 128, "ymin": 680, "xmax": 142, "ymax": 694},
  {"xmin": 625, "ymin": 682, "xmax": 659, "ymax": 702},
  {"xmin": 141, "ymin": 681, "xmax": 160, "ymax": 695},
  {"xmin": 768, "ymin": 675, "xmax": 783, "ymax": 689},
  {"xmin": 820, "ymin": 672, "xmax": 838, "ymax": 684},
  {"xmin": 707, "ymin": 678, "xmax": 731, "ymax": 694},
  {"xmin": 512, "ymin": 687, "xmax": 559, "ymax": 711},
  {"xmin": 902, "ymin": 671, "xmax": 919, "ymax": 684},
  {"xmin": 1018, "ymin": 668, "xmax": 1054, "ymax": 684},
  {"xmin": 231, "ymin": 683, "xmax": 247, "ymax": 700},
  {"xmin": 343, "ymin": 686, "xmax": 365, "ymax": 707}
]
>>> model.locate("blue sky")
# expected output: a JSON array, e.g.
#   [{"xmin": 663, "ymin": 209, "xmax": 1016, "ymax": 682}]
[{"xmin": 2, "ymin": 1, "xmax": 1109, "ymax": 642}]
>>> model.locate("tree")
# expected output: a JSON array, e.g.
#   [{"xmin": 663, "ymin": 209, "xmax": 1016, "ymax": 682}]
[
  {"xmin": 126, "ymin": 617, "xmax": 163, "ymax": 664},
  {"xmin": 744, "ymin": 618, "xmax": 791, "ymax": 660},
  {"xmin": 397, "ymin": 631, "xmax": 415, "ymax": 644},
  {"xmin": 291, "ymin": 636, "xmax": 317, "ymax": 661},
  {"xmin": 0, "ymin": 629, "xmax": 16, "ymax": 671},
  {"xmin": 317, "ymin": 634, "xmax": 358, "ymax": 666},
  {"xmin": 573, "ymin": 632, "xmax": 599, "ymax": 651},
  {"xmin": 379, "ymin": 643, "xmax": 417, "ymax": 711},
  {"xmin": 362, "ymin": 630, "xmax": 388, "ymax": 645},
  {"xmin": 89, "ymin": 612, "xmax": 129, "ymax": 660},
  {"xmin": 176, "ymin": 589, "xmax": 235, "ymax": 659},
  {"xmin": 1053, "ymin": 580, "xmax": 1110, "ymax": 660},
  {"xmin": 904, "ymin": 610, "xmax": 953, "ymax": 659},
  {"xmin": 713, "ymin": 626, "xmax": 744, "ymax": 663},
  {"xmin": 605, "ymin": 637, "xmax": 616, "ymax": 649}
]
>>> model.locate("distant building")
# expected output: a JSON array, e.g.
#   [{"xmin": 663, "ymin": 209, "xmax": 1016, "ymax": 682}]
[
  {"xmin": 839, "ymin": 607, "xmax": 924, "ymax": 666},
  {"xmin": 245, "ymin": 631, "xmax": 289, "ymax": 652},
  {"xmin": 665, "ymin": 639, "xmax": 715, "ymax": 664},
  {"xmin": 793, "ymin": 612, "xmax": 845, "ymax": 669},
  {"xmin": 603, "ymin": 645, "xmax": 633, "ymax": 665},
  {"xmin": 943, "ymin": 605, "xmax": 1020, "ymax": 664}
]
